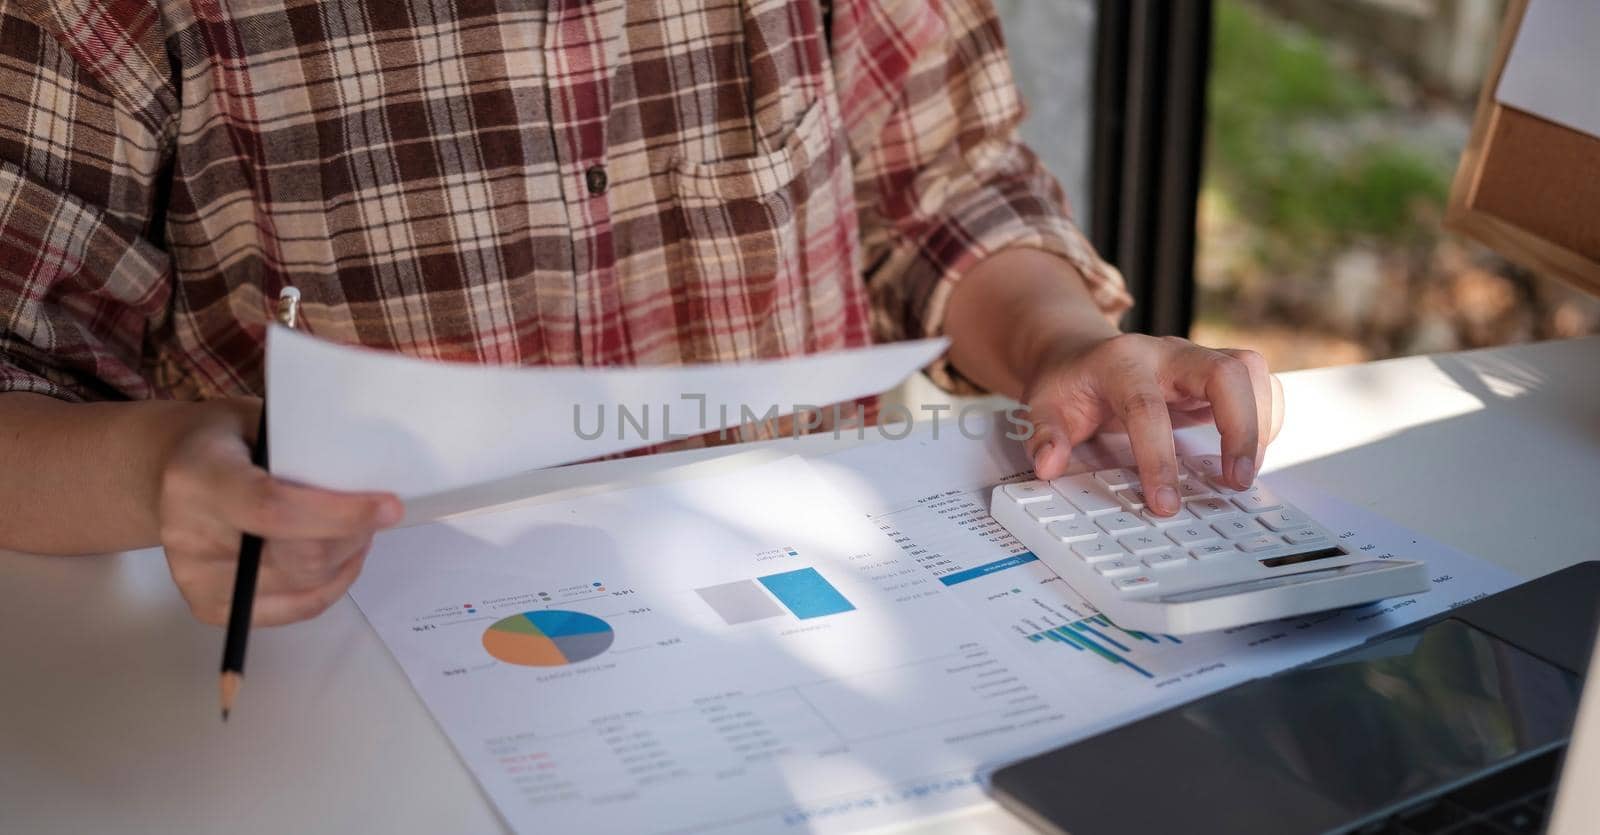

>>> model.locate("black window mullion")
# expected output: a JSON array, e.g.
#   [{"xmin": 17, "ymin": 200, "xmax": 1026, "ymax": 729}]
[{"xmin": 1092, "ymin": 0, "xmax": 1213, "ymax": 338}]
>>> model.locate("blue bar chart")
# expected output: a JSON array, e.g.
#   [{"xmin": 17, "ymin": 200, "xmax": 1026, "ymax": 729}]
[
  {"xmin": 697, "ymin": 566, "xmax": 857, "ymax": 624},
  {"xmin": 758, "ymin": 568, "xmax": 856, "ymax": 619},
  {"xmin": 937, "ymin": 552, "xmax": 1041, "ymax": 587},
  {"xmin": 1024, "ymin": 614, "xmax": 1182, "ymax": 679}
]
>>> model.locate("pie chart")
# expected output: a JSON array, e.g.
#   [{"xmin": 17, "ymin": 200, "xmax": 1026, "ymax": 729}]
[{"xmin": 482, "ymin": 610, "xmax": 615, "ymax": 667}]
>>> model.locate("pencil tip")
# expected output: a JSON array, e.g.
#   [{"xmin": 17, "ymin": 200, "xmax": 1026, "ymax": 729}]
[{"xmin": 219, "ymin": 671, "xmax": 242, "ymax": 721}]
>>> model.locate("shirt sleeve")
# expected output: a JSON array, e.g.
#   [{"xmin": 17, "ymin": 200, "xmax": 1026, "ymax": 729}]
[
  {"xmin": 832, "ymin": 0, "xmax": 1131, "ymax": 393},
  {"xmin": 0, "ymin": 8, "xmax": 177, "ymax": 402}
]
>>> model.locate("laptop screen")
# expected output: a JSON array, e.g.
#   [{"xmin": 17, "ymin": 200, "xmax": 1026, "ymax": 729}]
[{"xmin": 1175, "ymin": 617, "xmax": 1584, "ymax": 814}]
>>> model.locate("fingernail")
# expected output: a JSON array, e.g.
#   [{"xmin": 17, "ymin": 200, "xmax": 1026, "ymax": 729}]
[
  {"xmin": 1155, "ymin": 485, "xmax": 1180, "ymax": 515},
  {"xmin": 1232, "ymin": 456, "xmax": 1256, "ymax": 487},
  {"xmin": 1033, "ymin": 442, "xmax": 1055, "ymax": 474}
]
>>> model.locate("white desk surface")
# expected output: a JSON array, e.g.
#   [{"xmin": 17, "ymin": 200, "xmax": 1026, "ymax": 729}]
[{"xmin": 3, "ymin": 336, "xmax": 1597, "ymax": 835}]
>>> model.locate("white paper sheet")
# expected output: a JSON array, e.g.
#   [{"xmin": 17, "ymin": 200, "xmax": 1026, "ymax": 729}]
[
  {"xmin": 265, "ymin": 326, "xmax": 944, "ymax": 498},
  {"xmin": 1496, "ymin": 0, "xmax": 1600, "ymax": 140},
  {"xmin": 349, "ymin": 456, "xmax": 1081, "ymax": 835}
]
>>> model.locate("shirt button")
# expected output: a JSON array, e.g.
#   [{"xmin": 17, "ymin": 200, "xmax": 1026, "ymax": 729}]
[{"xmin": 585, "ymin": 165, "xmax": 608, "ymax": 195}]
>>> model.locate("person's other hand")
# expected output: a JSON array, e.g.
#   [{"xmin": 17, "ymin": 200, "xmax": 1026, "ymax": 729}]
[
  {"xmin": 1022, "ymin": 334, "xmax": 1284, "ymax": 516},
  {"xmin": 154, "ymin": 398, "xmax": 405, "ymax": 625}
]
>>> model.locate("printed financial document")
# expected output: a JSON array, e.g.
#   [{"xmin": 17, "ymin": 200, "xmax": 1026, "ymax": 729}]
[
  {"xmin": 349, "ymin": 456, "xmax": 1077, "ymax": 835},
  {"xmin": 349, "ymin": 422, "xmax": 1520, "ymax": 833}
]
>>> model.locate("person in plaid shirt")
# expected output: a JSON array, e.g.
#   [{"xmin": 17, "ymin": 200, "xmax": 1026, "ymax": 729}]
[{"xmin": 0, "ymin": 1, "xmax": 1281, "ymax": 625}]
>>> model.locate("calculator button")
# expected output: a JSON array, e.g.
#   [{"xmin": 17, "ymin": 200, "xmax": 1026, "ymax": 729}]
[
  {"xmin": 1117, "ymin": 532, "xmax": 1167, "ymax": 556},
  {"xmin": 1094, "ymin": 468, "xmax": 1139, "ymax": 489},
  {"xmin": 1257, "ymin": 509, "xmax": 1307, "ymax": 531},
  {"xmin": 1212, "ymin": 517, "xmax": 1266, "ymax": 540},
  {"xmin": 1002, "ymin": 480, "xmax": 1055, "ymax": 503},
  {"xmin": 1284, "ymin": 527, "xmax": 1329, "ymax": 545},
  {"xmin": 1097, "ymin": 512, "xmax": 1147, "ymax": 536},
  {"xmin": 1064, "ymin": 491, "xmax": 1122, "ymax": 516},
  {"xmin": 1142, "ymin": 551, "xmax": 1189, "ymax": 570},
  {"xmin": 1114, "ymin": 575, "xmax": 1159, "ymax": 593},
  {"xmin": 1237, "ymin": 535, "xmax": 1281, "ymax": 553},
  {"xmin": 1026, "ymin": 501, "xmax": 1076, "ymax": 522},
  {"xmin": 1167, "ymin": 524, "xmax": 1220, "ymax": 547},
  {"xmin": 1115, "ymin": 487, "xmax": 1148, "ymax": 511},
  {"xmin": 1231, "ymin": 486, "xmax": 1284, "ymax": 513},
  {"xmin": 1140, "ymin": 506, "xmax": 1196, "ymax": 527},
  {"xmin": 1190, "ymin": 543, "xmax": 1234, "ymax": 560},
  {"xmin": 1177, "ymin": 480, "xmax": 1214, "ymax": 502},
  {"xmin": 1189, "ymin": 497, "xmax": 1235, "ymax": 519},
  {"xmin": 1046, "ymin": 519, "xmax": 1099, "ymax": 543},
  {"xmin": 1095, "ymin": 559, "xmax": 1141, "ymax": 578},
  {"xmin": 1072, "ymin": 538, "xmax": 1123, "ymax": 563},
  {"xmin": 1182, "ymin": 455, "xmax": 1224, "ymax": 482},
  {"xmin": 1051, "ymin": 476, "xmax": 1122, "ymax": 515}
]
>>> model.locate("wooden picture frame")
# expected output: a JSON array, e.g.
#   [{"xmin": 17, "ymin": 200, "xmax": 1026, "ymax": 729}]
[{"xmin": 1446, "ymin": 0, "xmax": 1600, "ymax": 296}]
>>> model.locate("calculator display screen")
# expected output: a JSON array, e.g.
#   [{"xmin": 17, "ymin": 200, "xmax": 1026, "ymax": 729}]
[{"xmin": 1174, "ymin": 618, "xmax": 1582, "ymax": 813}]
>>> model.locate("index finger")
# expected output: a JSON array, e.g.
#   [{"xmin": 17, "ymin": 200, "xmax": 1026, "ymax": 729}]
[{"xmin": 1104, "ymin": 379, "xmax": 1182, "ymax": 516}]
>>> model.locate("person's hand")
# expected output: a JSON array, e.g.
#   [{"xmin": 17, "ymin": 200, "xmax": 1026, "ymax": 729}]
[
  {"xmin": 154, "ymin": 398, "xmax": 404, "ymax": 626},
  {"xmin": 1021, "ymin": 334, "xmax": 1284, "ymax": 516}
]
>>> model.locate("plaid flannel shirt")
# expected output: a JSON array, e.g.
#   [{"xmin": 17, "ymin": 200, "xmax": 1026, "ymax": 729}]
[{"xmin": 0, "ymin": 0, "xmax": 1128, "ymax": 406}]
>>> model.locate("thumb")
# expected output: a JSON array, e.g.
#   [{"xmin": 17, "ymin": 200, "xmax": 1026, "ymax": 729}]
[
  {"xmin": 1023, "ymin": 413, "xmax": 1070, "ymax": 480},
  {"xmin": 1269, "ymin": 373, "xmax": 1286, "ymax": 442},
  {"xmin": 1022, "ymin": 393, "xmax": 1103, "ymax": 481}
]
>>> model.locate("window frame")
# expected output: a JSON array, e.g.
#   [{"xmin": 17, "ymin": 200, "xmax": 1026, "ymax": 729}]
[{"xmin": 1091, "ymin": 0, "xmax": 1214, "ymax": 337}]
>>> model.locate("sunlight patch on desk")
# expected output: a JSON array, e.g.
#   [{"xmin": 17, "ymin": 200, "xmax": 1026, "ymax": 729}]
[{"xmin": 1262, "ymin": 359, "xmax": 1489, "ymax": 472}]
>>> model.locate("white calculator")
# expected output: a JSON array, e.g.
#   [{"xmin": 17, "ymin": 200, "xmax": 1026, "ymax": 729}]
[{"xmin": 989, "ymin": 455, "xmax": 1430, "ymax": 635}]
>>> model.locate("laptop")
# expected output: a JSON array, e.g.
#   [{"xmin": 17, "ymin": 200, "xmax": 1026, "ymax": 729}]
[{"xmin": 992, "ymin": 561, "xmax": 1600, "ymax": 834}]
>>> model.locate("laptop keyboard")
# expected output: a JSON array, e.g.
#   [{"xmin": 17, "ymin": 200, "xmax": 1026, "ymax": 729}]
[{"xmin": 1351, "ymin": 747, "xmax": 1564, "ymax": 834}]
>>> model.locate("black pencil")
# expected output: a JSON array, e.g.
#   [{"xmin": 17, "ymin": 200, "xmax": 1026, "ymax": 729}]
[
  {"xmin": 219, "ymin": 287, "xmax": 299, "ymax": 721},
  {"xmin": 219, "ymin": 404, "xmax": 268, "ymax": 720}
]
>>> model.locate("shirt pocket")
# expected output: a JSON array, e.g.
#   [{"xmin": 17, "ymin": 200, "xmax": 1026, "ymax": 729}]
[{"xmin": 668, "ymin": 95, "xmax": 862, "ymax": 363}]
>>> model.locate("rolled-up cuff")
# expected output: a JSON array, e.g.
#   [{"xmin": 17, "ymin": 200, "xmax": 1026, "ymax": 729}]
[{"xmin": 887, "ymin": 174, "xmax": 1131, "ymax": 394}]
